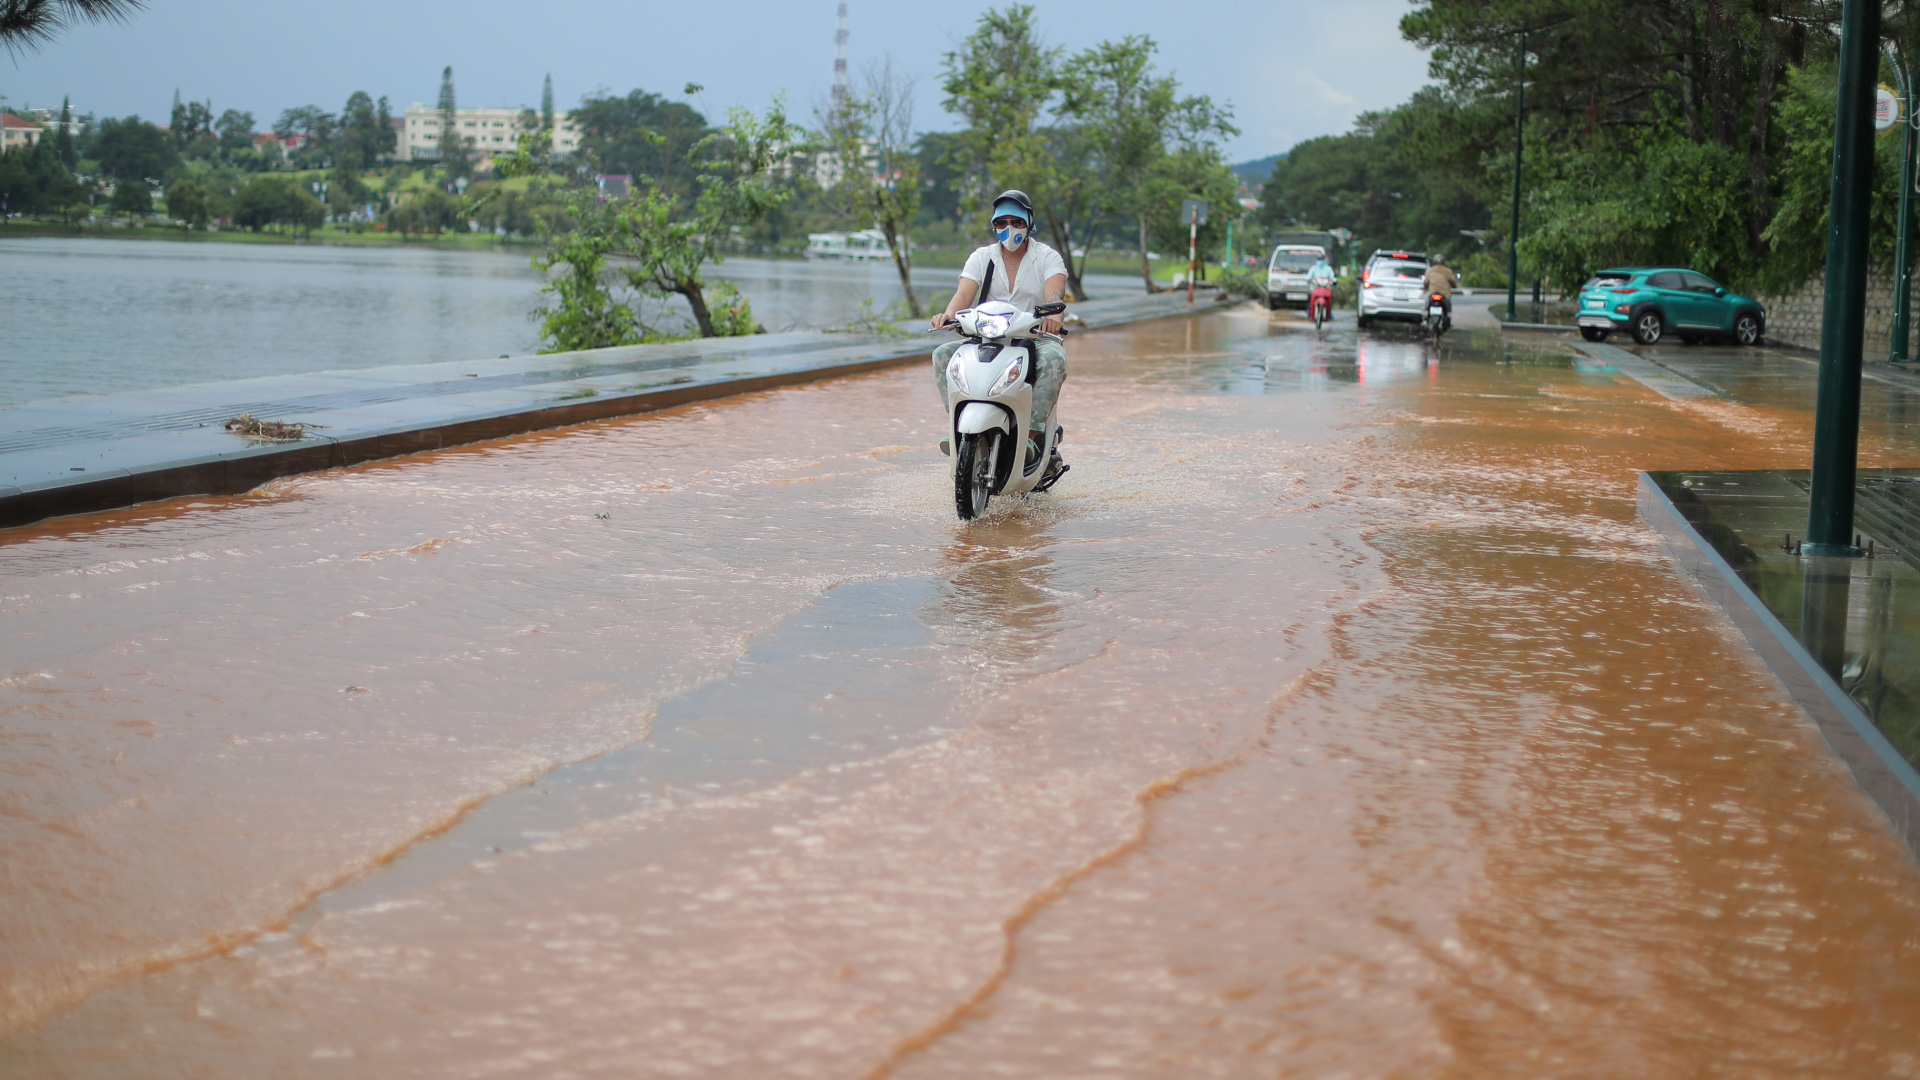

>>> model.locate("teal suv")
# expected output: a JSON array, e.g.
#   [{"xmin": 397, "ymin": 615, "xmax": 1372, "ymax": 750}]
[{"xmin": 1575, "ymin": 267, "xmax": 1766, "ymax": 347}]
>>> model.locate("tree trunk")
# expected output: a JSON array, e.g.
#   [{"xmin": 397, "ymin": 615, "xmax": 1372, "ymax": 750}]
[
  {"xmin": 681, "ymin": 281, "xmax": 717, "ymax": 337},
  {"xmin": 1747, "ymin": 12, "xmax": 1781, "ymax": 258},
  {"xmin": 1044, "ymin": 214, "xmax": 1087, "ymax": 302},
  {"xmin": 1137, "ymin": 217, "xmax": 1160, "ymax": 293},
  {"xmin": 878, "ymin": 216, "xmax": 923, "ymax": 319}
]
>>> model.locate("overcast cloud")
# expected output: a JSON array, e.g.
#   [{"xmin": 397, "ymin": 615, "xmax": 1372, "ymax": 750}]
[{"xmin": 0, "ymin": 0, "xmax": 1435, "ymax": 164}]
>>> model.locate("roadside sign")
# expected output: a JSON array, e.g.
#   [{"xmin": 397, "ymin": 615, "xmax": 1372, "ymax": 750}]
[
  {"xmin": 1878, "ymin": 85, "xmax": 1902, "ymax": 131},
  {"xmin": 1181, "ymin": 198, "xmax": 1209, "ymax": 225}
]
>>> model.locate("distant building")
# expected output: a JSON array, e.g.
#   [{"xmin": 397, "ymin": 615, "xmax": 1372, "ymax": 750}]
[
  {"xmin": 400, "ymin": 104, "xmax": 580, "ymax": 166},
  {"xmin": 1, "ymin": 114, "xmax": 44, "ymax": 151},
  {"xmin": 597, "ymin": 174, "xmax": 630, "ymax": 200},
  {"xmin": 806, "ymin": 229, "xmax": 897, "ymax": 261}
]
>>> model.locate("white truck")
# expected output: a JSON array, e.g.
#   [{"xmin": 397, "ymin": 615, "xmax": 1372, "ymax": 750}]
[{"xmin": 1265, "ymin": 231, "xmax": 1337, "ymax": 311}]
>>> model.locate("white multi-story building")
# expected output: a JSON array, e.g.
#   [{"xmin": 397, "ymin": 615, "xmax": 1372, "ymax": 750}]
[{"xmin": 400, "ymin": 104, "xmax": 581, "ymax": 165}]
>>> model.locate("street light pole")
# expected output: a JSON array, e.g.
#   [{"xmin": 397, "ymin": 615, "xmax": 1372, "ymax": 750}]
[
  {"xmin": 1806, "ymin": 0, "xmax": 1880, "ymax": 555},
  {"xmin": 1506, "ymin": 31, "xmax": 1527, "ymax": 323},
  {"xmin": 1892, "ymin": 42, "xmax": 1918, "ymax": 363}
]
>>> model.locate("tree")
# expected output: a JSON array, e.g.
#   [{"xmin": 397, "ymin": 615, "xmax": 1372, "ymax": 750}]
[
  {"xmin": 90, "ymin": 116, "xmax": 178, "ymax": 183},
  {"xmin": 169, "ymin": 91, "xmax": 214, "ymax": 158},
  {"xmin": 437, "ymin": 66, "xmax": 471, "ymax": 185},
  {"xmin": 0, "ymin": 0, "xmax": 145, "ymax": 52},
  {"xmin": 336, "ymin": 91, "xmax": 395, "ymax": 171},
  {"xmin": 519, "ymin": 99, "xmax": 797, "ymax": 347},
  {"xmin": 274, "ymin": 105, "xmax": 336, "ymax": 169},
  {"xmin": 939, "ymin": 4, "xmax": 1060, "ymax": 219},
  {"xmin": 821, "ymin": 58, "xmax": 925, "ymax": 317},
  {"xmin": 52, "ymin": 96, "xmax": 75, "ymax": 169},
  {"xmin": 108, "ymin": 178, "xmax": 151, "ymax": 219},
  {"xmin": 216, "ymin": 108, "xmax": 254, "ymax": 157},
  {"xmin": 164, "ymin": 176, "xmax": 209, "ymax": 230},
  {"xmin": 541, "ymin": 73, "xmax": 555, "ymax": 132},
  {"xmin": 282, "ymin": 182, "xmax": 324, "ymax": 237},
  {"xmin": 231, "ymin": 176, "xmax": 285, "ymax": 231},
  {"xmin": 571, "ymin": 87, "xmax": 710, "ymax": 198}
]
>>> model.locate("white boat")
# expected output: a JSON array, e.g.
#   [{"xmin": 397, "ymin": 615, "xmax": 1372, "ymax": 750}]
[{"xmin": 806, "ymin": 229, "xmax": 894, "ymax": 260}]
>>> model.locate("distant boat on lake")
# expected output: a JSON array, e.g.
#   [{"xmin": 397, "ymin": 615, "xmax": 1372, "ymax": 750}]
[{"xmin": 805, "ymin": 229, "xmax": 898, "ymax": 261}]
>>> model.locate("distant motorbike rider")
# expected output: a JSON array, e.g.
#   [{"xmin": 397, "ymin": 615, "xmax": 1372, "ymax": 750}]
[
  {"xmin": 1421, "ymin": 254, "xmax": 1459, "ymax": 329},
  {"xmin": 1306, "ymin": 256, "xmax": 1336, "ymax": 319},
  {"xmin": 930, "ymin": 189, "xmax": 1069, "ymax": 472}
]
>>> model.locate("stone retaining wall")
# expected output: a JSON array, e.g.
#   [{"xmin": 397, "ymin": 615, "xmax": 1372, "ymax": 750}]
[{"xmin": 1761, "ymin": 268, "xmax": 1920, "ymax": 354}]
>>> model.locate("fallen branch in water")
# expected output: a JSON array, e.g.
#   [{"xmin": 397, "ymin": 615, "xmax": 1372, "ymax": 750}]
[{"xmin": 223, "ymin": 413, "xmax": 307, "ymax": 440}]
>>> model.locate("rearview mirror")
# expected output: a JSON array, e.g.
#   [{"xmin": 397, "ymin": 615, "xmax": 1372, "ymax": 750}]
[
  {"xmin": 1715, "ymin": 287, "xmax": 1727, "ymax": 296},
  {"xmin": 1033, "ymin": 301, "xmax": 1067, "ymax": 317}
]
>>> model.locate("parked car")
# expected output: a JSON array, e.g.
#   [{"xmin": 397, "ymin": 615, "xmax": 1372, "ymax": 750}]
[
  {"xmin": 1356, "ymin": 250, "xmax": 1431, "ymax": 329},
  {"xmin": 1574, "ymin": 266, "xmax": 1765, "ymax": 346},
  {"xmin": 1266, "ymin": 243, "xmax": 1331, "ymax": 310}
]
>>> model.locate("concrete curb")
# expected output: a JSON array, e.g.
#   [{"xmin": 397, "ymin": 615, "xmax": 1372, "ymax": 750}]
[{"xmin": 1638, "ymin": 473, "xmax": 1920, "ymax": 862}]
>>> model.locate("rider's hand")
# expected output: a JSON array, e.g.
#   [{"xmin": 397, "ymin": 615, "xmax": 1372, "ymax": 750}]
[
  {"xmin": 931, "ymin": 311, "xmax": 952, "ymax": 329},
  {"xmin": 1041, "ymin": 314, "xmax": 1064, "ymax": 335}
]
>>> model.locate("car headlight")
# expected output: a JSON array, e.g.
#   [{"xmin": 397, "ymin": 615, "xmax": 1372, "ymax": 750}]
[
  {"xmin": 946, "ymin": 355, "xmax": 966, "ymax": 389},
  {"xmin": 986, "ymin": 356, "xmax": 1027, "ymax": 396},
  {"xmin": 976, "ymin": 314, "xmax": 1010, "ymax": 339}
]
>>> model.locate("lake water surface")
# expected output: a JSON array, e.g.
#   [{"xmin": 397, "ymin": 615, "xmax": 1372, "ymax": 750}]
[{"xmin": 0, "ymin": 236, "xmax": 1141, "ymax": 407}]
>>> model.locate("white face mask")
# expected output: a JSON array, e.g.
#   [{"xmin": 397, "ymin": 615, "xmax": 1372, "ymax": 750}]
[{"xmin": 995, "ymin": 224, "xmax": 1027, "ymax": 251}]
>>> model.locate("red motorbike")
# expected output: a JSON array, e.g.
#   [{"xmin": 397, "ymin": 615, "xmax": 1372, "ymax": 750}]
[{"xmin": 1308, "ymin": 278, "xmax": 1334, "ymax": 331}]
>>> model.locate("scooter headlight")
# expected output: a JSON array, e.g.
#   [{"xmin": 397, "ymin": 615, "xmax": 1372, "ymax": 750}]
[
  {"xmin": 976, "ymin": 314, "xmax": 1011, "ymax": 339},
  {"xmin": 946, "ymin": 354, "xmax": 966, "ymax": 390},
  {"xmin": 986, "ymin": 356, "xmax": 1027, "ymax": 396}
]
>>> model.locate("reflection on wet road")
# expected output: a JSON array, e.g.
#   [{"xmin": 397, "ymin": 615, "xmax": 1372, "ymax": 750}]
[{"xmin": 4, "ymin": 309, "xmax": 1920, "ymax": 1076}]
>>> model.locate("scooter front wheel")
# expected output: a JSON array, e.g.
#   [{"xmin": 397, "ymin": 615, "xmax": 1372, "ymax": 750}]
[{"xmin": 954, "ymin": 430, "xmax": 999, "ymax": 520}]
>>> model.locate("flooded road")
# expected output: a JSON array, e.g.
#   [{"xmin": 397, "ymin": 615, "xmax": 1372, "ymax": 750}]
[{"xmin": 3, "ymin": 310, "xmax": 1920, "ymax": 1076}]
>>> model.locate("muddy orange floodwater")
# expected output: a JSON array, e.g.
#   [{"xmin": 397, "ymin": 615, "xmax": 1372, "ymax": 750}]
[{"xmin": 3, "ymin": 309, "xmax": 1919, "ymax": 1077}]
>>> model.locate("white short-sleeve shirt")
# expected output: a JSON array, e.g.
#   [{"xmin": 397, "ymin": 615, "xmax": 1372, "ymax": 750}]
[{"xmin": 960, "ymin": 240, "xmax": 1067, "ymax": 311}]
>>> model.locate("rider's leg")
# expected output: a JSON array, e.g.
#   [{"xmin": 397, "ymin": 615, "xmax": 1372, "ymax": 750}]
[
  {"xmin": 1442, "ymin": 295, "xmax": 1453, "ymax": 329},
  {"xmin": 931, "ymin": 340, "xmax": 961, "ymax": 403},
  {"xmin": 1028, "ymin": 339, "xmax": 1067, "ymax": 463}
]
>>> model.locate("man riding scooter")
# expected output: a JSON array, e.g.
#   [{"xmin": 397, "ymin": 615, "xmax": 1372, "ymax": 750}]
[
  {"xmin": 1305, "ymin": 255, "xmax": 1336, "ymax": 325},
  {"xmin": 930, "ymin": 189, "xmax": 1069, "ymax": 481},
  {"xmin": 1421, "ymin": 253, "xmax": 1459, "ymax": 331}
]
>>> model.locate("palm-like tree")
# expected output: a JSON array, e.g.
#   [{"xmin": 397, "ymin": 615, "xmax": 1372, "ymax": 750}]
[{"xmin": 1, "ymin": 0, "xmax": 144, "ymax": 52}]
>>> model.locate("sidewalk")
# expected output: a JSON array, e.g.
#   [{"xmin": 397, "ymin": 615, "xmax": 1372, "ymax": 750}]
[{"xmin": 0, "ymin": 289, "xmax": 1223, "ymax": 528}]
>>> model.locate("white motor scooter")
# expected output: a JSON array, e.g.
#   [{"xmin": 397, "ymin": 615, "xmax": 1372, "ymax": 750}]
[{"xmin": 934, "ymin": 298, "xmax": 1069, "ymax": 520}]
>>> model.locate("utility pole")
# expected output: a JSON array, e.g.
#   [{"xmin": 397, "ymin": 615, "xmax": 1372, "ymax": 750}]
[
  {"xmin": 1806, "ymin": 0, "xmax": 1880, "ymax": 555},
  {"xmin": 1892, "ymin": 42, "xmax": 1917, "ymax": 363},
  {"xmin": 1506, "ymin": 31, "xmax": 1526, "ymax": 323}
]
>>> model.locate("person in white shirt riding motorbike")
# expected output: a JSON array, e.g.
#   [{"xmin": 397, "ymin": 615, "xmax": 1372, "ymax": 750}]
[{"xmin": 930, "ymin": 189, "xmax": 1068, "ymax": 473}]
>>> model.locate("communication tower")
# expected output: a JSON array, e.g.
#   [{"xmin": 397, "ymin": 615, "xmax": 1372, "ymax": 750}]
[{"xmin": 832, "ymin": 2, "xmax": 849, "ymax": 109}]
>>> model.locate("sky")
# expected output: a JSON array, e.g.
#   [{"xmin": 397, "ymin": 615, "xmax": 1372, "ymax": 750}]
[{"xmin": 0, "ymin": 0, "xmax": 1436, "ymax": 165}]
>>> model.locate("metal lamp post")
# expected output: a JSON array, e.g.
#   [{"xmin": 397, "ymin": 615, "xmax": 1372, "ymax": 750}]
[
  {"xmin": 1890, "ymin": 42, "xmax": 1918, "ymax": 364},
  {"xmin": 1806, "ymin": 0, "xmax": 1880, "ymax": 556},
  {"xmin": 1506, "ymin": 31, "xmax": 1527, "ymax": 323}
]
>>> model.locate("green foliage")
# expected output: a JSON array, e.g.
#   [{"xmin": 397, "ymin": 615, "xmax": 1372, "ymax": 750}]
[
  {"xmin": 384, "ymin": 188, "xmax": 465, "ymax": 235},
  {"xmin": 0, "ymin": 0, "xmax": 146, "ymax": 51},
  {"xmin": 1258, "ymin": 98, "xmax": 1487, "ymax": 260},
  {"xmin": 164, "ymin": 177, "xmax": 210, "ymax": 230},
  {"xmin": 108, "ymin": 179, "xmax": 152, "ymax": 217},
  {"xmin": 0, "ymin": 140, "xmax": 86, "ymax": 221},
  {"xmin": 216, "ymin": 109, "xmax": 254, "ymax": 156},
  {"xmin": 90, "ymin": 116, "xmax": 179, "ymax": 183},
  {"xmin": 571, "ymin": 88, "xmax": 710, "ymax": 196},
  {"xmin": 527, "ymin": 100, "xmax": 797, "ymax": 350},
  {"xmin": 939, "ymin": 9, "xmax": 1238, "ymax": 296},
  {"xmin": 230, "ymin": 177, "xmax": 326, "ymax": 236},
  {"xmin": 336, "ymin": 91, "xmax": 397, "ymax": 172},
  {"xmin": 437, "ymin": 66, "xmax": 472, "ymax": 184}
]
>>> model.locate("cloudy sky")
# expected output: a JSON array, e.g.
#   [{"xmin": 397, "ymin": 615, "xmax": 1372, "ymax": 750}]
[{"xmin": 1, "ymin": 0, "xmax": 1434, "ymax": 164}]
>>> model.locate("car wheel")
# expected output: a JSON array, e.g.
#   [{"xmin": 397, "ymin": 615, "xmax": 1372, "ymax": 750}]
[
  {"xmin": 1632, "ymin": 309, "xmax": 1664, "ymax": 346},
  {"xmin": 1579, "ymin": 326, "xmax": 1609, "ymax": 343},
  {"xmin": 1267, "ymin": 294, "xmax": 1282, "ymax": 311},
  {"xmin": 1357, "ymin": 315, "xmax": 1372, "ymax": 330},
  {"xmin": 1733, "ymin": 312, "xmax": 1762, "ymax": 346}
]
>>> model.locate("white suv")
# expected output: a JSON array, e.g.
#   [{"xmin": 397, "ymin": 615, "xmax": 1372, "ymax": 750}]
[{"xmin": 1356, "ymin": 250, "xmax": 1431, "ymax": 328}]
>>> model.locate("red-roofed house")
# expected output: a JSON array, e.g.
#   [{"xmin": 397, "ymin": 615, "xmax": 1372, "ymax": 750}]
[{"xmin": 1, "ymin": 113, "xmax": 44, "ymax": 152}]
